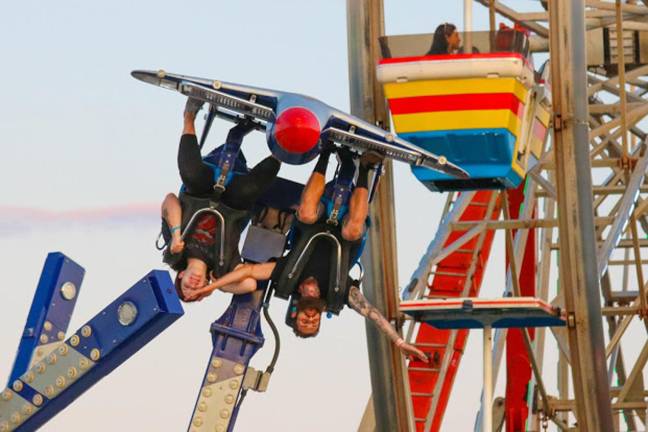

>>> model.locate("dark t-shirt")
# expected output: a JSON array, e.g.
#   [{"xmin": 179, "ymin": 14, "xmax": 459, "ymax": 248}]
[
  {"xmin": 184, "ymin": 213, "xmax": 218, "ymax": 269},
  {"xmin": 271, "ymin": 216, "xmax": 363, "ymax": 303}
]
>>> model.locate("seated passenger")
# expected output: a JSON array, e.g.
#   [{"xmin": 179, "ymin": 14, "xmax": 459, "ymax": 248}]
[
  {"xmin": 427, "ymin": 22, "xmax": 461, "ymax": 55},
  {"xmin": 161, "ymin": 98, "xmax": 281, "ymax": 301},
  {"xmin": 186, "ymin": 149, "xmax": 428, "ymax": 362}
]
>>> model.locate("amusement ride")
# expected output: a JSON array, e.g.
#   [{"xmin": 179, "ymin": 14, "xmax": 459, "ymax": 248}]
[{"xmin": 2, "ymin": 1, "xmax": 648, "ymax": 431}]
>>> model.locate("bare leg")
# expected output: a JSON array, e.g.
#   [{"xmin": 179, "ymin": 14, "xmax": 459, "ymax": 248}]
[
  {"xmin": 341, "ymin": 151, "xmax": 381, "ymax": 241},
  {"xmin": 297, "ymin": 150, "xmax": 331, "ymax": 224},
  {"xmin": 341, "ymin": 186, "xmax": 369, "ymax": 241},
  {"xmin": 161, "ymin": 193, "xmax": 185, "ymax": 254}
]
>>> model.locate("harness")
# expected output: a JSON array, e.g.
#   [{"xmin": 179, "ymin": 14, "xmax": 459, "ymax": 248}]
[
  {"xmin": 162, "ymin": 120, "xmax": 255, "ymax": 275},
  {"xmin": 273, "ymin": 152, "xmax": 365, "ymax": 315}
]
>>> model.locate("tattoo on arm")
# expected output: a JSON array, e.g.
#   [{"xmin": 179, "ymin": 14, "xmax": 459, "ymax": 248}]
[{"xmin": 348, "ymin": 286, "xmax": 401, "ymax": 344}]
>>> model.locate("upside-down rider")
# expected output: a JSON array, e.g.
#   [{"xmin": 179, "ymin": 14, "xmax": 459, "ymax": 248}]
[
  {"xmin": 186, "ymin": 147, "xmax": 428, "ymax": 362},
  {"xmin": 161, "ymin": 98, "xmax": 281, "ymax": 301}
]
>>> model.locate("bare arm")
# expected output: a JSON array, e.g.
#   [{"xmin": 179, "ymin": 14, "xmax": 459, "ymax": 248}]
[{"xmin": 347, "ymin": 286, "xmax": 428, "ymax": 363}]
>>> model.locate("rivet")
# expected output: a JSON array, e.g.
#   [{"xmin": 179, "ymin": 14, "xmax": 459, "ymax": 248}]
[
  {"xmin": 207, "ymin": 373, "xmax": 217, "ymax": 383},
  {"xmin": 215, "ymin": 426, "xmax": 225, "ymax": 432},
  {"xmin": 46, "ymin": 353, "xmax": 57, "ymax": 365},
  {"xmin": 157, "ymin": 69, "xmax": 166, "ymax": 78},
  {"xmin": 1, "ymin": 390, "xmax": 12, "ymax": 401},
  {"xmin": 35, "ymin": 348, "xmax": 44, "ymax": 358},
  {"xmin": 60, "ymin": 282, "xmax": 77, "ymax": 300},
  {"xmin": 57, "ymin": 331, "xmax": 65, "ymax": 341},
  {"xmin": 79, "ymin": 358, "xmax": 90, "ymax": 370},
  {"xmin": 12, "ymin": 380, "xmax": 23, "ymax": 392},
  {"xmin": 39, "ymin": 334, "xmax": 48, "ymax": 344},
  {"xmin": 10, "ymin": 412, "xmax": 20, "ymax": 424},
  {"xmin": 58, "ymin": 344, "xmax": 69, "ymax": 356},
  {"xmin": 36, "ymin": 362, "xmax": 46, "ymax": 374},
  {"xmin": 81, "ymin": 326, "xmax": 92, "ymax": 338},
  {"xmin": 228, "ymin": 380, "xmax": 239, "ymax": 390},
  {"xmin": 438, "ymin": 155, "xmax": 447, "ymax": 165},
  {"xmin": 70, "ymin": 335, "xmax": 80, "ymax": 347},
  {"xmin": 56, "ymin": 376, "xmax": 66, "ymax": 388},
  {"xmin": 224, "ymin": 394, "xmax": 234, "ymax": 404},
  {"xmin": 211, "ymin": 358, "xmax": 222, "ymax": 369},
  {"xmin": 44, "ymin": 386, "xmax": 54, "ymax": 397},
  {"xmin": 202, "ymin": 388, "xmax": 212, "ymax": 398},
  {"xmin": 233, "ymin": 364, "xmax": 244, "ymax": 375},
  {"xmin": 193, "ymin": 417, "xmax": 203, "ymax": 427},
  {"xmin": 0, "ymin": 422, "xmax": 7, "ymax": 432},
  {"xmin": 24, "ymin": 372, "xmax": 35, "ymax": 384},
  {"xmin": 213, "ymin": 80, "xmax": 222, "ymax": 90},
  {"xmin": 90, "ymin": 349, "xmax": 100, "ymax": 361},
  {"xmin": 219, "ymin": 409, "xmax": 230, "ymax": 419},
  {"xmin": 43, "ymin": 321, "xmax": 52, "ymax": 331},
  {"xmin": 21, "ymin": 404, "xmax": 33, "ymax": 416},
  {"xmin": 67, "ymin": 367, "xmax": 78, "ymax": 379},
  {"xmin": 32, "ymin": 395, "xmax": 43, "ymax": 406},
  {"xmin": 198, "ymin": 402, "xmax": 207, "ymax": 412}
]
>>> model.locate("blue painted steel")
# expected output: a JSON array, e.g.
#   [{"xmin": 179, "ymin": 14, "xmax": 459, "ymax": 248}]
[
  {"xmin": 16, "ymin": 270, "xmax": 184, "ymax": 431},
  {"xmin": 403, "ymin": 128, "xmax": 523, "ymax": 191},
  {"xmin": 188, "ymin": 287, "xmax": 267, "ymax": 432},
  {"xmin": 9, "ymin": 253, "xmax": 85, "ymax": 384}
]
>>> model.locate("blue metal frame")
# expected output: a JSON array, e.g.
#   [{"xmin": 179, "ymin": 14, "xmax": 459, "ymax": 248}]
[
  {"xmin": 1, "ymin": 265, "xmax": 183, "ymax": 432},
  {"xmin": 8, "ymin": 253, "xmax": 85, "ymax": 385},
  {"xmin": 186, "ymin": 286, "xmax": 269, "ymax": 432}
]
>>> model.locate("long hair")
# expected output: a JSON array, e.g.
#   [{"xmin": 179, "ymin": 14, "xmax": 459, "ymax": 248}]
[{"xmin": 428, "ymin": 23, "xmax": 457, "ymax": 55}]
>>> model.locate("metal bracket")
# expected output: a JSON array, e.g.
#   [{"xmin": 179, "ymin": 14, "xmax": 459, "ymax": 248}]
[{"xmin": 242, "ymin": 367, "xmax": 271, "ymax": 392}]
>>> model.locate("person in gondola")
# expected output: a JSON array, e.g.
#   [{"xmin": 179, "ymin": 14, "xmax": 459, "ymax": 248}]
[
  {"xmin": 160, "ymin": 98, "xmax": 281, "ymax": 301},
  {"xmin": 427, "ymin": 22, "xmax": 462, "ymax": 55},
  {"xmin": 185, "ymin": 148, "xmax": 429, "ymax": 363}
]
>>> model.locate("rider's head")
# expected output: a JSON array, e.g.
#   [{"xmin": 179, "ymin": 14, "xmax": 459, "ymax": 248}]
[
  {"xmin": 293, "ymin": 277, "xmax": 325, "ymax": 338},
  {"xmin": 175, "ymin": 258, "xmax": 208, "ymax": 301}
]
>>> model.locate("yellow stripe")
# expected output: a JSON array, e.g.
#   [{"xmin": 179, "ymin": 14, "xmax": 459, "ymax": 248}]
[
  {"xmin": 392, "ymin": 109, "xmax": 522, "ymax": 135},
  {"xmin": 384, "ymin": 78, "xmax": 528, "ymax": 102},
  {"xmin": 535, "ymin": 104, "xmax": 551, "ymax": 127}
]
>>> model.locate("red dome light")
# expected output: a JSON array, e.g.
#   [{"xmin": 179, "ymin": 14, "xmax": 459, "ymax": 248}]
[{"xmin": 273, "ymin": 107, "xmax": 321, "ymax": 154}]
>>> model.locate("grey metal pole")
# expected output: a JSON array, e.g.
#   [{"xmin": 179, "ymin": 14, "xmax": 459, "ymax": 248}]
[
  {"xmin": 346, "ymin": 1, "xmax": 413, "ymax": 431},
  {"xmin": 548, "ymin": 1, "xmax": 614, "ymax": 430}
]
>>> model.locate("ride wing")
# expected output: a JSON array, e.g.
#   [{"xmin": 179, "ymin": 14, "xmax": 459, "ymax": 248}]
[
  {"xmin": 321, "ymin": 109, "xmax": 468, "ymax": 179},
  {"xmin": 131, "ymin": 70, "xmax": 281, "ymax": 129}
]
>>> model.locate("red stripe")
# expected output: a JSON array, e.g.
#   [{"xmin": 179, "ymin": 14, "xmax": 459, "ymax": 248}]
[
  {"xmin": 532, "ymin": 119, "xmax": 547, "ymax": 138},
  {"xmin": 389, "ymin": 93, "xmax": 523, "ymax": 115},
  {"xmin": 379, "ymin": 52, "xmax": 526, "ymax": 65}
]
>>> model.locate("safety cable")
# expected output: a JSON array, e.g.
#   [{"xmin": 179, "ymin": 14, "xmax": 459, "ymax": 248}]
[{"xmin": 262, "ymin": 287, "xmax": 281, "ymax": 373}]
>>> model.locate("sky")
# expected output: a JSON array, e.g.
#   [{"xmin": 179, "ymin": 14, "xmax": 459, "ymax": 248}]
[{"xmin": 3, "ymin": 1, "xmax": 640, "ymax": 432}]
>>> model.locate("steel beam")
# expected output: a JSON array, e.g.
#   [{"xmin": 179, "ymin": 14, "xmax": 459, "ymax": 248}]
[
  {"xmin": 549, "ymin": 1, "xmax": 614, "ymax": 429},
  {"xmin": 346, "ymin": 1, "xmax": 412, "ymax": 431}
]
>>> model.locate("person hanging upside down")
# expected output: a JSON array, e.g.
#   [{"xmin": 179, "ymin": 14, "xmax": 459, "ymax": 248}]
[
  {"xmin": 186, "ymin": 148, "xmax": 428, "ymax": 362},
  {"xmin": 160, "ymin": 98, "xmax": 281, "ymax": 301}
]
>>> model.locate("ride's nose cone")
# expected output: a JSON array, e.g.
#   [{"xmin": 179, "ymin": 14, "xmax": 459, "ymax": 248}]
[
  {"xmin": 131, "ymin": 70, "xmax": 159, "ymax": 84},
  {"xmin": 273, "ymin": 107, "xmax": 321, "ymax": 154}
]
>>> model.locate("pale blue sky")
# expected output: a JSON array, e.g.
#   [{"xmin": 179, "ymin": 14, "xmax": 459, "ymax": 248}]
[{"xmin": 0, "ymin": 1, "xmax": 586, "ymax": 431}]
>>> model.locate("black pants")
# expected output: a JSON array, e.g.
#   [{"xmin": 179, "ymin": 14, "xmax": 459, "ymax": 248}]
[{"xmin": 178, "ymin": 134, "xmax": 280, "ymax": 210}]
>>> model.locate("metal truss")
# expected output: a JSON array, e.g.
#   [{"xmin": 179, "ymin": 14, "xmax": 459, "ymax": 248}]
[{"xmin": 364, "ymin": 1, "xmax": 648, "ymax": 431}]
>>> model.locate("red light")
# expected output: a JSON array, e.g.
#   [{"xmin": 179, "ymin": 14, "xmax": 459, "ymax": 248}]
[{"xmin": 273, "ymin": 107, "xmax": 321, "ymax": 154}]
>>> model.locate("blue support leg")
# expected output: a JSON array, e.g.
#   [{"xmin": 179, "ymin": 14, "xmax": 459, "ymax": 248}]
[{"xmin": 186, "ymin": 285, "xmax": 267, "ymax": 432}]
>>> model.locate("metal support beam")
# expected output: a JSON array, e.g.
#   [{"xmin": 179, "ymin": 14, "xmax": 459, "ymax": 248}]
[
  {"xmin": 346, "ymin": 1, "xmax": 413, "ymax": 431},
  {"xmin": 549, "ymin": 1, "xmax": 614, "ymax": 430}
]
